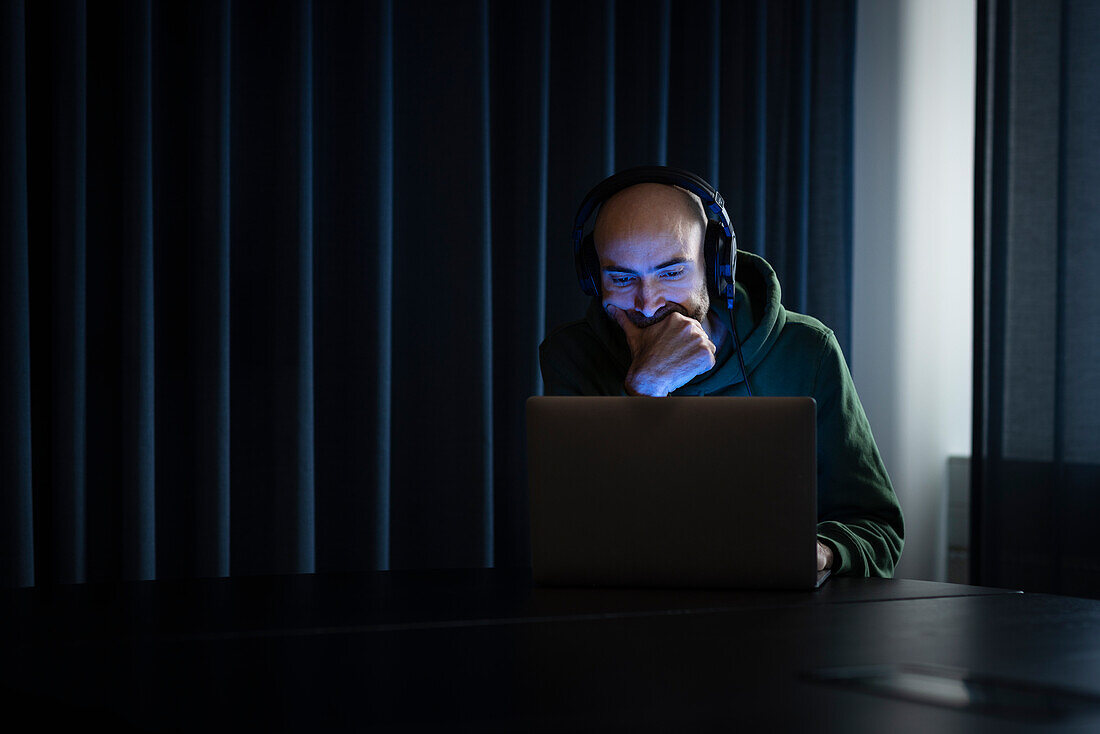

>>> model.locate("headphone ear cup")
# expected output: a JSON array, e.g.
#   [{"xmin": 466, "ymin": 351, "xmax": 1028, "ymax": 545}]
[
  {"xmin": 577, "ymin": 233, "xmax": 602, "ymax": 296},
  {"xmin": 728, "ymin": 244, "xmax": 737, "ymax": 292},
  {"xmin": 703, "ymin": 221, "xmax": 723, "ymax": 300}
]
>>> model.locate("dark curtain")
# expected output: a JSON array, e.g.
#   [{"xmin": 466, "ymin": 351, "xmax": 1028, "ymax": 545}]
[
  {"xmin": 973, "ymin": 0, "xmax": 1100, "ymax": 598},
  {"xmin": 1, "ymin": 0, "xmax": 856, "ymax": 587}
]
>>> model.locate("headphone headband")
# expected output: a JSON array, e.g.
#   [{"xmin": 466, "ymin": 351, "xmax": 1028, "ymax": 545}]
[{"xmin": 571, "ymin": 166, "xmax": 733, "ymax": 248}]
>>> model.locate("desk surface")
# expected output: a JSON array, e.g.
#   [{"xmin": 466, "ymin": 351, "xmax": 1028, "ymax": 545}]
[
  {"xmin": 4, "ymin": 570, "xmax": 1100, "ymax": 732},
  {"xmin": 2, "ymin": 569, "xmax": 1019, "ymax": 641}
]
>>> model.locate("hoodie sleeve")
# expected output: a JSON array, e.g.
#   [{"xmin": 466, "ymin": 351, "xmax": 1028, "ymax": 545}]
[
  {"xmin": 811, "ymin": 332, "xmax": 905, "ymax": 577},
  {"xmin": 539, "ymin": 340, "xmax": 586, "ymax": 396},
  {"xmin": 538, "ymin": 322, "xmax": 631, "ymax": 397}
]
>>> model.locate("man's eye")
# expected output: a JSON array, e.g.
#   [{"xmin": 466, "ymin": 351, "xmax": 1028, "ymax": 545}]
[
  {"xmin": 609, "ymin": 275, "xmax": 634, "ymax": 286},
  {"xmin": 659, "ymin": 269, "xmax": 684, "ymax": 279}
]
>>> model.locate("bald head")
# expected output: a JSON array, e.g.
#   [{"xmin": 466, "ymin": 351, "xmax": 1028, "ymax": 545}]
[
  {"xmin": 593, "ymin": 183, "xmax": 708, "ymax": 256},
  {"xmin": 590, "ymin": 182, "xmax": 716, "ymax": 333}
]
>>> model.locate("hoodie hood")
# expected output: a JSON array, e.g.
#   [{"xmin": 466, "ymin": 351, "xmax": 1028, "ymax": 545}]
[{"xmin": 583, "ymin": 250, "xmax": 788, "ymax": 394}]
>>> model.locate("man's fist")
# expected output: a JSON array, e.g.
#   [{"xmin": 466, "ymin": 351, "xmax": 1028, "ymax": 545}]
[{"xmin": 606, "ymin": 304, "xmax": 717, "ymax": 396}]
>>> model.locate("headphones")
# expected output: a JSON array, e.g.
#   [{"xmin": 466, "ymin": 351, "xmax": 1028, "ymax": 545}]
[
  {"xmin": 571, "ymin": 166, "xmax": 753, "ymax": 396},
  {"xmin": 571, "ymin": 166, "xmax": 737, "ymax": 300}
]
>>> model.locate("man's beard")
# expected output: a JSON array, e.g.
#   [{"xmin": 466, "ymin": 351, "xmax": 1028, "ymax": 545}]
[{"xmin": 623, "ymin": 282, "xmax": 710, "ymax": 329}]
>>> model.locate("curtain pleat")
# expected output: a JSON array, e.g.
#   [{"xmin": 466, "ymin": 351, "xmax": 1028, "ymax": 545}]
[
  {"xmin": 83, "ymin": 0, "xmax": 157, "ymax": 581},
  {"xmin": 375, "ymin": 0, "xmax": 394, "ymax": 570},
  {"xmin": 60, "ymin": 0, "xmax": 88, "ymax": 585},
  {"xmin": 534, "ymin": 0, "xmax": 550, "ymax": 395},
  {"xmin": 21, "ymin": 0, "xmax": 91, "ymax": 586},
  {"xmin": 4, "ymin": 0, "xmax": 857, "ymax": 586},
  {"xmin": 296, "ymin": 0, "xmax": 316, "ymax": 574},
  {"xmin": 127, "ymin": 0, "xmax": 156, "ymax": 582},
  {"xmin": 656, "ymin": 0, "xmax": 671, "ymax": 165},
  {"xmin": 751, "ymin": 1, "xmax": 769, "ymax": 259},
  {"xmin": 708, "ymin": 0, "xmax": 720, "ymax": 185},
  {"xmin": 215, "ymin": 0, "xmax": 232, "ymax": 579},
  {"xmin": 389, "ymin": 0, "xmax": 494, "ymax": 570},
  {"xmin": 150, "ymin": 0, "xmax": 232, "ymax": 580},
  {"xmin": 604, "ymin": 0, "xmax": 616, "ymax": 176},
  {"xmin": 616, "ymin": 0, "xmax": 666, "ymax": 169},
  {"xmin": 488, "ymin": 0, "xmax": 555, "ymax": 566},
  {"xmin": 477, "ymin": 0, "xmax": 495, "ymax": 568},
  {"xmin": 1, "ymin": 0, "xmax": 34, "ymax": 588},
  {"xmin": 227, "ymin": 0, "xmax": 313, "ymax": 576},
  {"xmin": 793, "ymin": 1, "xmax": 811, "ymax": 311},
  {"xmin": 807, "ymin": 1, "xmax": 855, "ymax": 342},
  {"xmin": 313, "ymin": 0, "xmax": 390, "ymax": 574}
]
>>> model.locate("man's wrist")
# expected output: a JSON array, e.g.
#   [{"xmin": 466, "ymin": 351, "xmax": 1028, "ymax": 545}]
[{"xmin": 624, "ymin": 370, "xmax": 668, "ymax": 397}]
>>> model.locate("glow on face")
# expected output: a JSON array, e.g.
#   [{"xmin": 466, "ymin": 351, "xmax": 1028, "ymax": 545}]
[{"xmin": 596, "ymin": 216, "xmax": 709, "ymax": 325}]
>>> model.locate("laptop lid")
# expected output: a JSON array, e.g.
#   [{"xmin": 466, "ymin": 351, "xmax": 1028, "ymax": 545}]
[{"xmin": 526, "ymin": 396, "xmax": 824, "ymax": 590}]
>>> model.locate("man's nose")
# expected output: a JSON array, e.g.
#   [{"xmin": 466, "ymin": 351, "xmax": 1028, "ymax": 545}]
[{"xmin": 634, "ymin": 283, "xmax": 666, "ymax": 318}]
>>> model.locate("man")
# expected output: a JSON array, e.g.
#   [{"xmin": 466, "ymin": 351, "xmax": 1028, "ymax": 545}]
[{"xmin": 539, "ymin": 172, "xmax": 904, "ymax": 576}]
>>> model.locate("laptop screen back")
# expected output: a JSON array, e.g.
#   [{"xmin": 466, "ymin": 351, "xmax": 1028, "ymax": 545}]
[{"xmin": 526, "ymin": 396, "xmax": 820, "ymax": 590}]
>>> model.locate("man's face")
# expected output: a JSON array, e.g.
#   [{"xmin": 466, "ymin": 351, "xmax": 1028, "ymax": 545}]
[{"xmin": 593, "ymin": 184, "xmax": 710, "ymax": 328}]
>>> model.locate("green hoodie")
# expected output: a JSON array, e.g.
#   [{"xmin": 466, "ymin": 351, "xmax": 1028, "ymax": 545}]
[{"xmin": 538, "ymin": 250, "xmax": 904, "ymax": 577}]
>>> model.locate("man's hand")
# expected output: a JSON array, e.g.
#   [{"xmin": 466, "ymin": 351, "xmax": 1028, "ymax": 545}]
[
  {"xmin": 606, "ymin": 304, "xmax": 717, "ymax": 396},
  {"xmin": 817, "ymin": 541, "xmax": 834, "ymax": 571}
]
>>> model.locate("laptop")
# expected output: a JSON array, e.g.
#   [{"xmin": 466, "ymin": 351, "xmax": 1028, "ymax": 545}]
[{"xmin": 526, "ymin": 396, "xmax": 829, "ymax": 590}]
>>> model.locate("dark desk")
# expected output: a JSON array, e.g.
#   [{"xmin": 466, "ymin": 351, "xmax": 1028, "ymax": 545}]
[{"xmin": 3, "ymin": 571, "xmax": 1100, "ymax": 732}]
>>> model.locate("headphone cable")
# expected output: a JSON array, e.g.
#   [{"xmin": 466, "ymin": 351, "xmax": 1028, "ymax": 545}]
[{"xmin": 726, "ymin": 293, "xmax": 753, "ymax": 397}]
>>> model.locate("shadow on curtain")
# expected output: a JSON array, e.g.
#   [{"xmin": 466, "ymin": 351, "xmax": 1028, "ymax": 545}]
[
  {"xmin": 973, "ymin": 0, "xmax": 1100, "ymax": 598},
  {"xmin": 1, "ymin": 0, "xmax": 855, "ymax": 587}
]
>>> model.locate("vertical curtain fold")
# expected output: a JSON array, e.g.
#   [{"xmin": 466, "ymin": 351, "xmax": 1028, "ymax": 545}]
[
  {"xmin": 793, "ymin": 1, "xmax": 811, "ymax": 311},
  {"xmin": 297, "ymin": 0, "xmax": 316, "ymax": 574},
  {"xmin": 23, "ymin": 0, "xmax": 90, "ymax": 585},
  {"xmin": 751, "ymin": 1, "xmax": 768, "ymax": 259},
  {"xmin": 533, "ymin": 0, "xmax": 551, "ymax": 395},
  {"xmin": 656, "ymin": 0, "xmax": 671, "ymax": 166},
  {"xmin": 389, "ymin": 0, "xmax": 494, "ymax": 569},
  {"xmin": 708, "ymin": 0, "xmax": 721, "ymax": 186},
  {"xmin": 6, "ymin": 0, "xmax": 857, "ymax": 586},
  {"xmin": 1051, "ymin": 0, "xmax": 1071, "ymax": 595},
  {"xmin": 152, "ymin": 0, "xmax": 233, "ymax": 580},
  {"xmin": 478, "ymin": 0, "xmax": 495, "ymax": 567},
  {"xmin": 314, "ymin": 0, "xmax": 387, "ymax": 573},
  {"xmin": 119, "ymin": 0, "xmax": 156, "ymax": 581},
  {"xmin": 1, "ymin": 0, "xmax": 34, "ymax": 589},
  {"xmin": 215, "ymin": 0, "xmax": 232, "ymax": 579},
  {"xmin": 58, "ymin": 0, "xmax": 88, "ymax": 584},
  {"xmin": 806, "ymin": 0, "xmax": 856, "ymax": 346},
  {"xmin": 375, "ymin": 0, "xmax": 394, "ymax": 571},
  {"xmin": 489, "ymin": 0, "xmax": 555, "ymax": 567},
  {"xmin": 227, "ymin": 0, "xmax": 313, "ymax": 576},
  {"xmin": 66, "ymin": 0, "xmax": 89, "ymax": 585},
  {"xmin": 605, "ymin": 0, "xmax": 616, "ymax": 175}
]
